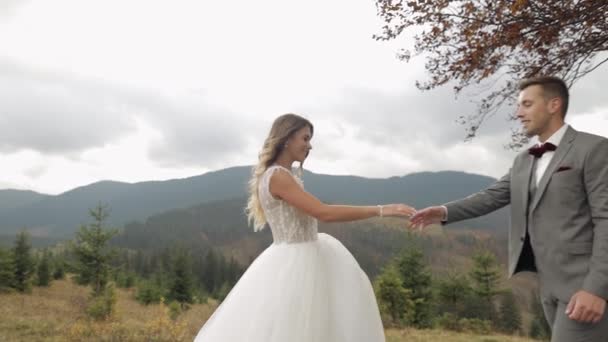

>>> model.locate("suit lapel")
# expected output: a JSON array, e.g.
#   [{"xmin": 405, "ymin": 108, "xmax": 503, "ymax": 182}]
[
  {"xmin": 522, "ymin": 154, "xmax": 535, "ymax": 212},
  {"xmin": 530, "ymin": 126, "xmax": 577, "ymax": 212}
]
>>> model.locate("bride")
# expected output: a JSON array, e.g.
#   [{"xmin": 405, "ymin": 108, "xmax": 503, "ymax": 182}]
[{"xmin": 194, "ymin": 113, "xmax": 416, "ymax": 341}]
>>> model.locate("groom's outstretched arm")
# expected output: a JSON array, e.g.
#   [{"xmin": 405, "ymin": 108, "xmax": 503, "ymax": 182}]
[
  {"xmin": 443, "ymin": 171, "xmax": 511, "ymax": 224},
  {"xmin": 411, "ymin": 171, "xmax": 511, "ymax": 229}
]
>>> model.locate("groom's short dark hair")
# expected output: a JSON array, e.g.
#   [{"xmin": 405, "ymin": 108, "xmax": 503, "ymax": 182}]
[{"xmin": 519, "ymin": 76, "xmax": 569, "ymax": 117}]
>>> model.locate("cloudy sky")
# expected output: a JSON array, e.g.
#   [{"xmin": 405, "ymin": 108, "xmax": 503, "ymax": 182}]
[{"xmin": 1, "ymin": 0, "xmax": 607, "ymax": 195}]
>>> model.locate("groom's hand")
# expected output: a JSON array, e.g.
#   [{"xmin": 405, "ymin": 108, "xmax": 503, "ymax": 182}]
[
  {"xmin": 408, "ymin": 206, "xmax": 446, "ymax": 230},
  {"xmin": 566, "ymin": 290, "xmax": 606, "ymax": 324}
]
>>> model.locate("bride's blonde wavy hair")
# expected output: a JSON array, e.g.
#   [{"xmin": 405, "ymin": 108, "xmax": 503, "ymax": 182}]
[{"xmin": 246, "ymin": 113, "xmax": 314, "ymax": 231}]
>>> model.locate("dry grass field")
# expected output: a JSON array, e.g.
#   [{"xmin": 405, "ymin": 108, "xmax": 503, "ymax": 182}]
[{"xmin": 0, "ymin": 279, "xmax": 539, "ymax": 342}]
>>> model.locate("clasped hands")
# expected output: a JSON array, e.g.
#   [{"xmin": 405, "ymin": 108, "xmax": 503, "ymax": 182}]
[{"xmin": 379, "ymin": 205, "xmax": 445, "ymax": 230}]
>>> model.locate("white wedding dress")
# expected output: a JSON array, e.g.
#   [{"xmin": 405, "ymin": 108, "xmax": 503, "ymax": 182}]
[{"xmin": 194, "ymin": 165, "xmax": 385, "ymax": 341}]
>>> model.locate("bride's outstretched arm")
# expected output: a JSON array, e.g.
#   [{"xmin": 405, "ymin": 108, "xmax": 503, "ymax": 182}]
[{"xmin": 269, "ymin": 169, "xmax": 415, "ymax": 223}]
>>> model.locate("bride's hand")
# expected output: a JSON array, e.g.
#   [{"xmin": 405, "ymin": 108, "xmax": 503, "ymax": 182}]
[{"xmin": 380, "ymin": 204, "xmax": 417, "ymax": 218}]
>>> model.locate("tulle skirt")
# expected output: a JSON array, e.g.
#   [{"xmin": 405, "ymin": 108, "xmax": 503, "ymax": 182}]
[{"xmin": 194, "ymin": 233, "xmax": 385, "ymax": 341}]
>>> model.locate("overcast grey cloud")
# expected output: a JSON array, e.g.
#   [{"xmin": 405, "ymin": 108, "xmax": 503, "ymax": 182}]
[
  {"xmin": 300, "ymin": 64, "xmax": 608, "ymax": 180},
  {"xmin": 296, "ymin": 85, "xmax": 518, "ymax": 179},
  {"xmin": 0, "ymin": 60, "xmax": 137, "ymax": 154},
  {"xmin": 0, "ymin": 59, "xmax": 261, "ymax": 168},
  {"xmin": 568, "ymin": 58, "xmax": 608, "ymax": 114},
  {"xmin": 325, "ymin": 60, "xmax": 608, "ymax": 152},
  {"xmin": 0, "ymin": 0, "xmax": 606, "ymax": 194},
  {"xmin": 142, "ymin": 97, "xmax": 262, "ymax": 168}
]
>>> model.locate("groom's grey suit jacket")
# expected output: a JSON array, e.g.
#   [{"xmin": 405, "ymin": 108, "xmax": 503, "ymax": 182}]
[{"xmin": 444, "ymin": 126, "xmax": 608, "ymax": 302}]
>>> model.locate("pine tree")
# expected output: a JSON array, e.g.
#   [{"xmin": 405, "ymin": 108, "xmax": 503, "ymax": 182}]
[
  {"xmin": 133, "ymin": 249, "xmax": 146, "ymax": 276},
  {"xmin": 226, "ymin": 256, "xmax": 243, "ymax": 292},
  {"xmin": 498, "ymin": 290, "xmax": 522, "ymax": 334},
  {"xmin": 136, "ymin": 279, "xmax": 164, "ymax": 305},
  {"xmin": 12, "ymin": 231, "xmax": 34, "ymax": 292},
  {"xmin": 0, "ymin": 247, "xmax": 15, "ymax": 291},
  {"xmin": 469, "ymin": 250, "xmax": 501, "ymax": 323},
  {"xmin": 397, "ymin": 247, "xmax": 434, "ymax": 328},
  {"xmin": 53, "ymin": 259, "xmax": 65, "ymax": 280},
  {"xmin": 437, "ymin": 272, "xmax": 472, "ymax": 316},
  {"xmin": 168, "ymin": 249, "xmax": 195, "ymax": 306},
  {"xmin": 462, "ymin": 293, "xmax": 495, "ymax": 320},
  {"xmin": 374, "ymin": 265, "xmax": 414, "ymax": 325},
  {"xmin": 217, "ymin": 253, "xmax": 228, "ymax": 287},
  {"xmin": 203, "ymin": 249, "xmax": 219, "ymax": 294},
  {"xmin": 71, "ymin": 204, "xmax": 118, "ymax": 296},
  {"xmin": 36, "ymin": 250, "xmax": 51, "ymax": 287}
]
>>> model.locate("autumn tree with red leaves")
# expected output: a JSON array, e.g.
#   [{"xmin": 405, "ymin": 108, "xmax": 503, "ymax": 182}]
[{"xmin": 374, "ymin": 0, "xmax": 608, "ymax": 146}]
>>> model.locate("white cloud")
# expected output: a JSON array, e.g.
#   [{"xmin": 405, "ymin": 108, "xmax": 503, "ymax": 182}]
[
  {"xmin": 0, "ymin": 0, "xmax": 606, "ymax": 194},
  {"xmin": 568, "ymin": 109, "xmax": 608, "ymax": 138},
  {"xmin": 0, "ymin": 60, "xmax": 138, "ymax": 154}
]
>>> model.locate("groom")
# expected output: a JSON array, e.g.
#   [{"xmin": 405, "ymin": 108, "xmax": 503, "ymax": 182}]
[{"xmin": 411, "ymin": 76, "xmax": 608, "ymax": 341}]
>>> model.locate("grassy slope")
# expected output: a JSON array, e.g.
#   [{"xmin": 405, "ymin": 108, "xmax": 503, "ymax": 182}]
[{"xmin": 0, "ymin": 279, "xmax": 539, "ymax": 341}]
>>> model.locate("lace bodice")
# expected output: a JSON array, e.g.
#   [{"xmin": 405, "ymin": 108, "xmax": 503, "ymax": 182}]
[{"xmin": 258, "ymin": 165, "xmax": 318, "ymax": 244}]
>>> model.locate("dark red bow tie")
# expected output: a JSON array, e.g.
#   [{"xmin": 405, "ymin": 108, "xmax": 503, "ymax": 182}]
[{"xmin": 528, "ymin": 142, "xmax": 557, "ymax": 158}]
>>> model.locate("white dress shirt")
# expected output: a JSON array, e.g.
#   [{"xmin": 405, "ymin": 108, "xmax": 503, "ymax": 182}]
[{"xmin": 532, "ymin": 123, "xmax": 569, "ymax": 186}]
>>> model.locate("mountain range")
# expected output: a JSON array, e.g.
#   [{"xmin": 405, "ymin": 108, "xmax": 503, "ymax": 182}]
[{"xmin": 0, "ymin": 166, "xmax": 509, "ymax": 240}]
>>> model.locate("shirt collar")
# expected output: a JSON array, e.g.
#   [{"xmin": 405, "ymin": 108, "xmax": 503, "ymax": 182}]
[{"xmin": 536, "ymin": 123, "xmax": 569, "ymax": 147}]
